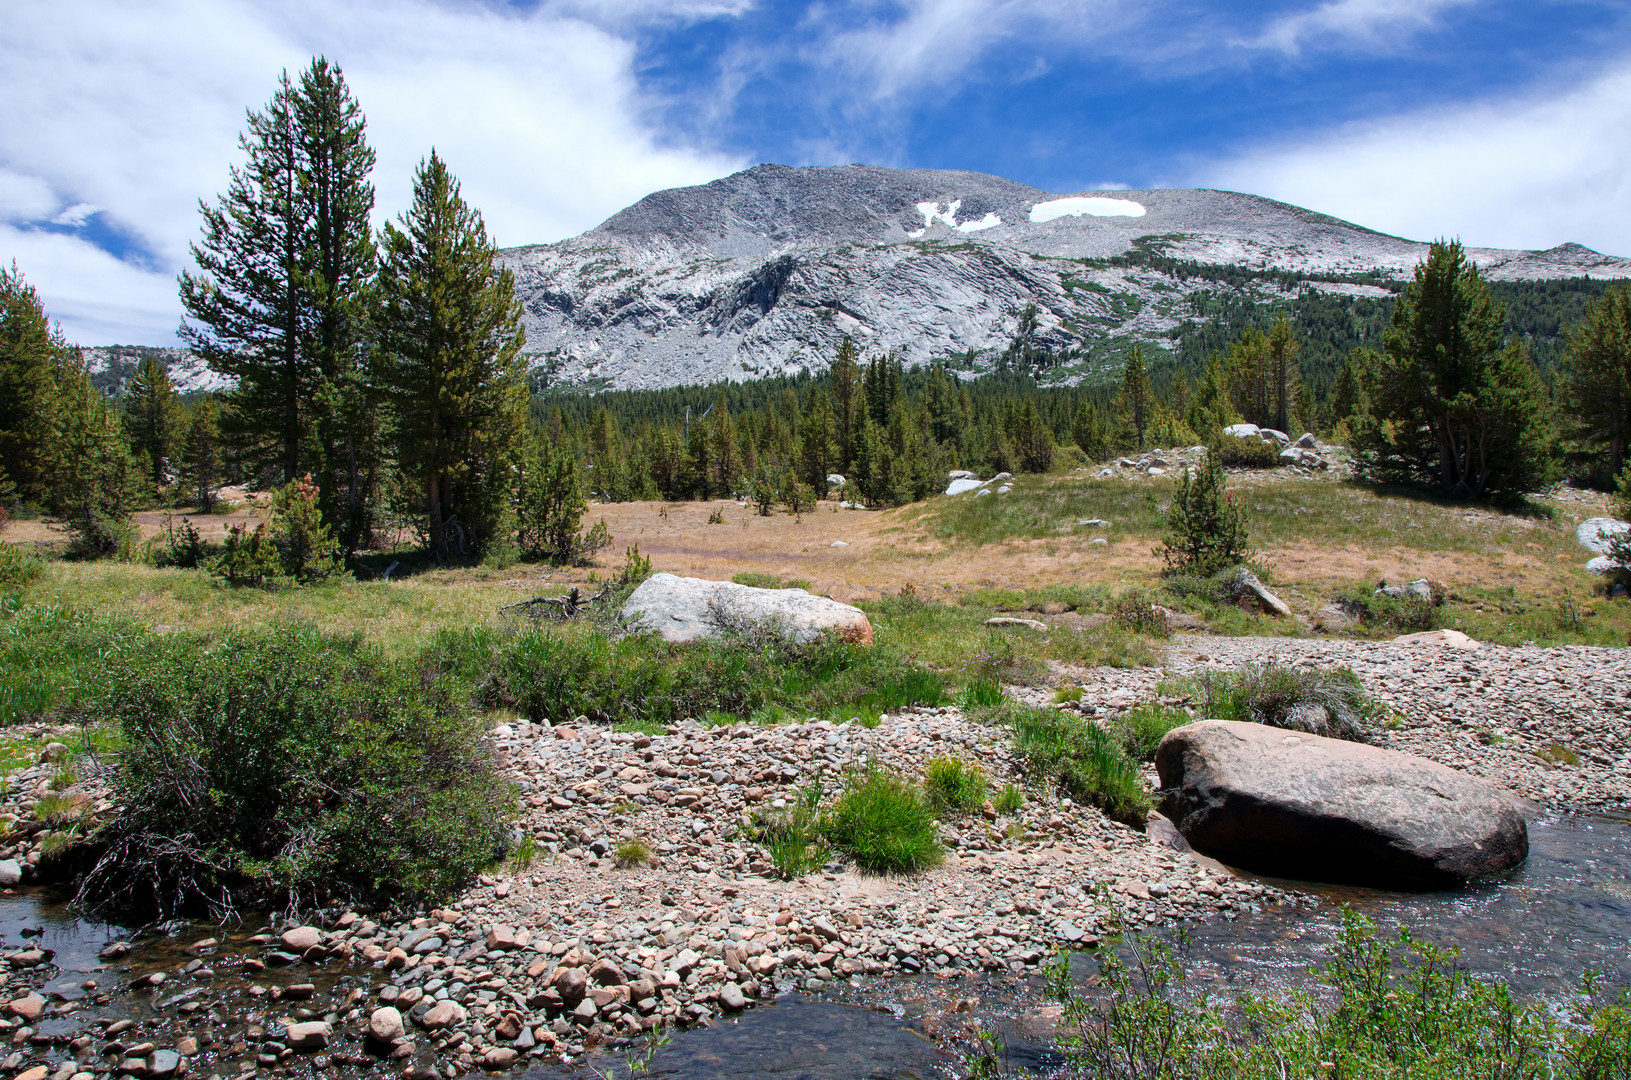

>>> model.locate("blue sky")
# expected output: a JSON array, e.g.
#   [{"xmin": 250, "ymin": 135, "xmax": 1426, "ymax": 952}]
[{"xmin": 3, "ymin": 0, "xmax": 1630, "ymax": 345}]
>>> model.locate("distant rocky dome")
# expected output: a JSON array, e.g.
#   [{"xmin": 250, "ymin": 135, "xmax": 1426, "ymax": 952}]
[{"xmin": 502, "ymin": 164, "xmax": 1631, "ymax": 391}]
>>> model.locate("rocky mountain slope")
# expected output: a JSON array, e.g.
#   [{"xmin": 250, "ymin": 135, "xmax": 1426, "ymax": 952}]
[
  {"xmin": 501, "ymin": 164, "xmax": 1631, "ymax": 390},
  {"xmin": 83, "ymin": 345, "xmax": 228, "ymax": 396}
]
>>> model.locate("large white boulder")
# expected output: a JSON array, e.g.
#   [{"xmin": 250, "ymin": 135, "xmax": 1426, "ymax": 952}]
[
  {"xmin": 945, "ymin": 477, "xmax": 984, "ymax": 495},
  {"xmin": 621, "ymin": 573, "xmax": 873, "ymax": 645},
  {"xmin": 1576, "ymin": 517, "xmax": 1629, "ymax": 554},
  {"xmin": 1222, "ymin": 423, "xmax": 1261, "ymax": 439}
]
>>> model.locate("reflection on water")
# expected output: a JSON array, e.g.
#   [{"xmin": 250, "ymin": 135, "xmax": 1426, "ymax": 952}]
[{"xmin": 1173, "ymin": 811, "xmax": 1631, "ymax": 997}]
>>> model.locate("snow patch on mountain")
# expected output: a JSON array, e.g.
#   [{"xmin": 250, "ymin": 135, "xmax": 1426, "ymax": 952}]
[{"xmin": 1029, "ymin": 196, "xmax": 1147, "ymax": 221}]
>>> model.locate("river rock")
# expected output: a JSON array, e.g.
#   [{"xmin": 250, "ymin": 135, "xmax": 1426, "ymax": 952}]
[
  {"xmin": 279, "ymin": 926, "xmax": 322, "ymax": 951},
  {"xmin": 284, "ymin": 1021, "xmax": 330, "ymax": 1050},
  {"xmin": 7, "ymin": 994, "xmax": 43, "ymax": 1020},
  {"xmin": 621, "ymin": 573, "xmax": 873, "ymax": 645},
  {"xmin": 0, "ymin": 860, "xmax": 21, "ymax": 887},
  {"xmin": 718, "ymin": 983, "xmax": 746, "ymax": 1011},
  {"xmin": 482, "ymin": 1048, "xmax": 518, "ymax": 1069},
  {"xmin": 1156, "ymin": 719, "xmax": 1528, "ymax": 888},
  {"xmin": 368, "ymin": 1007, "xmax": 404, "ymax": 1042},
  {"xmin": 418, "ymin": 1001, "xmax": 465, "ymax": 1030},
  {"xmin": 1576, "ymin": 517, "xmax": 1629, "ymax": 554}
]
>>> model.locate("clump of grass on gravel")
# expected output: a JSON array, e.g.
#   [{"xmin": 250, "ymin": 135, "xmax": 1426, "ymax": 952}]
[
  {"xmin": 1197, "ymin": 664, "xmax": 1384, "ymax": 741},
  {"xmin": 1001, "ymin": 702, "xmax": 1150, "ymax": 826},
  {"xmin": 994, "ymin": 783, "xmax": 1024, "ymax": 815},
  {"xmin": 821, "ymin": 769, "xmax": 943, "ymax": 874},
  {"xmin": 749, "ymin": 784, "xmax": 829, "ymax": 878},
  {"xmin": 613, "ymin": 837, "xmax": 653, "ymax": 867},
  {"xmin": 924, "ymin": 756, "xmax": 988, "ymax": 814},
  {"xmin": 1115, "ymin": 702, "xmax": 1194, "ymax": 762}
]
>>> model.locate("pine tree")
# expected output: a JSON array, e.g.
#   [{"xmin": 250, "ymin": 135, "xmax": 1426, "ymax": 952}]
[
  {"xmin": 798, "ymin": 393, "xmax": 835, "ymax": 496},
  {"xmin": 1120, "ymin": 346, "xmax": 1152, "ymax": 449},
  {"xmin": 180, "ymin": 58, "xmax": 378, "ymax": 529},
  {"xmin": 1267, "ymin": 316, "xmax": 1301, "ymax": 435},
  {"xmin": 181, "ymin": 398, "xmax": 224, "ymax": 512},
  {"xmin": 1562, "ymin": 282, "xmax": 1631, "ymax": 479},
  {"xmin": 180, "ymin": 70, "xmax": 308, "ymax": 484},
  {"xmin": 1225, "ymin": 328, "xmax": 1273, "ymax": 428},
  {"xmin": 518, "ymin": 434, "xmax": 586, "ymax": 562},
  {"xmin": 1012, "ymin": 398, "xmax": 1054, "ymax": 473},
  {"xmin": 48, "ymin": 357, "xmax": 137, "ymax": 557},
  {"xmin": 1187, "ymin": 353, "xmax": 1233, "ymax": 441},
  {"xmin": 830, "ymin": 337, "xmax": 864, "ymax": 473},
  {"xmin": 1349, "ymin": 241, "xmax": 1555, "ymax": 497},
  {"xmin": 0, "ymin": 263, "xmax": 68, "ymax": 506},
  {"xmin": 124, "ymin": 354, "xmax": 184, "ymax": 494},
  {"xmin": 377, "ymin": 151, "xmax": 527, "ymax": 557},
  {"xmin": 294, "ymin": 58, "xmax": 380, "ymax": 549}
]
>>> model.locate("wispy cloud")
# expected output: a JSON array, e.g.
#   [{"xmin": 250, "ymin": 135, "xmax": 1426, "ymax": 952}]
[
  {"xmin": 0, "ymin": 0, "xmax": 743, "ymax": 345},
  {"xmin": 1247, "ymin": 0, "xmax": 1479, "ymax": 55},
  {"xmin": 1202, "ymin": 57, "xmax": 1631, "ymax": 254}
]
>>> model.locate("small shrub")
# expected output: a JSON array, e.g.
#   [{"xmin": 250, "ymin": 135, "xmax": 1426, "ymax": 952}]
[
  {"xmin": 1536, "ymin": 742, "xmax": 1581, "ymax": 767},
  {"xmin": 267, "ymin": 477, "xmax": 343, "ymax": 583},
  {"xmin": 1053, "ymin": 684, "xmax": 1083, "ymax": 704},
  {"xmin": 158, "ymin": 516, "xmax": 209, "ymax": 569},
  {"xmin": 924, "ymin": 757, "xmax": 987, "ymax": 814},
  {"xmin": 613, "ymin": 837, "xmax": 653, "ymax": 868},
  {"xmin": 821, "ymin": 770, "xmax": 942, "ymax": 873},
  {"xmin": 1005, "ymin": 704, "xmax": 1150, "ymax": 826},
  {"xmin": 1157, "ymin": 453, "xmax": 1254, "ymax": 578},
  {"xmin": 959, "ymin": 677, "xmax": 1005, "ymax": 711},
  {"xmin": 214, "ymin": 523, "xmax": 283, "ymax": 587},
  {"xmin": 1109, "ymin": 594, "xmax": 1171, "ymax": 638},
  {"xmin": 1201, "ymin": 664, "xmax": 1382, "ymax": 741},
  {"xmin": 707, "ymin": 506, "xmax": 725, "ymax": 524},
  {"xmin": 1212, "ymin": 433, "xmax": 1282, "ymax": 468},
  {"xmin": 1116, "ymin": 702, "xmax": 1193, "ymax": 762},
  {"xmin": 0, "ymin": 544, "xmax": 44, "ymax": 591},
  {"xmin": 994, "ymin": 783, "xmax": 1024, "ymax": 815},
  {"xmin": 1335, "ymin": 584, "xmax": 1438, "ymax": 632}
]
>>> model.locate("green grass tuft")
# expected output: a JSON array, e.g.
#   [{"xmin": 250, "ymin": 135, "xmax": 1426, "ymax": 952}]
[
  {"xmin": 923, "ymin": 756, "xmax": 988, "ymax": 814},
  {"xmin": 1004, "ymin": 703, "xmax": 1151, "ymax": 826},
  {"xmin": 1116, "ymin": 702, "xmax": 1194, "ymax": 762},
  {"xmin": 821, "ymin": 770, "xmax": 943, "ymax": 874}
]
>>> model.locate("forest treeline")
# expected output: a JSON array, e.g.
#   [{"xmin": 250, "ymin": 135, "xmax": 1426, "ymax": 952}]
[{"xmin": 2, "ymin": 58, "xmax": 1630, "ymax": 571}]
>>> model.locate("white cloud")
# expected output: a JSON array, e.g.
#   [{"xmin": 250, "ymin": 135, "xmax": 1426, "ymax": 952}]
[
  {"xmin": 1203, "ymin": 59, "xmax": 1631, "ymax": 255},
  {"xmin": 1248, "ymin": 0, "xmax": 1477, "ymax": 54},
  {"xmin": 0, "ymin": 0, "xmax": 743, "ymax": 346}
]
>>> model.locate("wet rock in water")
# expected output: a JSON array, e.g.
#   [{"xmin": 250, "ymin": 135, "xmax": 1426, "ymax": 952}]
[
  {"xmin": 15, "ymin": 1067, "xmax": 46, "ymax": 1080},
  {"xmin": 146, "ymin": 1050, "xmax": 180, "ymax": 1077},
  {"xmin": 7, "ymin": 993, "xmax": 44, "ymax": 1021},
  {"xmin": 718, "ymin": 983, "xmax": 747, "ymax": 1011},
  {"xmin": 1156, "ymin": 719, "xmax": 1529, "ymax": 888},
  {"xmin": 279, "ymin": 926, "xmax": 323, "ymax": 952},
  {"xmin": 0, "ymin": 860, "xmax": 21, "ymax": 887},
  {"xmin": 621, "ymin": 573, "xmax": 873, "ymax": 645},
  {"xmin": 285, "ymin": 1021, "xmax": 330, "ymax": 1050},
  {"xmin": 481, "ymin": 1048, "xmax": 518, "ymax": 1069},
  {"xmin": 368, "ymin": 1008, "xmax": 404, "ymax": 1043}
]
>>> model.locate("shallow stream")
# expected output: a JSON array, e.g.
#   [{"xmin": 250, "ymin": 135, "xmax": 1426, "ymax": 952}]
[{"xmin": 4, "ymin": 812, "xmax": 1626, "ymax": 1080}]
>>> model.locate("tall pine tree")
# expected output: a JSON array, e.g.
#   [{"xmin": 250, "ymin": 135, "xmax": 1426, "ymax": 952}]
[
  {"xmin": 1120, "ymin": 346, "xmax": 1152, "ymax": 449},
  {"xmin": 377, "ymin": 151, "xmax": 527, "ymax": 557},
  {"xmin": 124, "ymin": 354, "xmax": 184, "ymax": 494},
  {"xmin": 0, "ymin": 264, "xmax": 69, "ymax": 506}
]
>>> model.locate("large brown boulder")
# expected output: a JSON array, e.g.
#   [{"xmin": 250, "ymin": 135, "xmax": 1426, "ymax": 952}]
[
  {"xmin": 1155, "ymin": 720, "xmax": 1527, "ymax": 889},
  {"xmin": 621, "ymin": 573, "xmax": 872, "ymax": 645}
]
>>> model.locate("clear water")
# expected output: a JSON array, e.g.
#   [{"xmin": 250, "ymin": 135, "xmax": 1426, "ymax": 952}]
[{"xmin": 5, "ymin": 813, "xmax": 1626, "ymax": 1080}]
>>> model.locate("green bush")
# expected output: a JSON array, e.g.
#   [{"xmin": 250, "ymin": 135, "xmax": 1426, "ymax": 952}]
[
  {"xmin": 994, "ymin": 783, "xmax": 1024, "ymax": 814},
  {"xmin": 1004, "ymin": 703, "xmax": 1150, "ymax": 826},
  {"xmin": 1115, "ymin": 702, "xmax": 1193, "ymax": 762},
  {"xmin": 924, "ymin": 756, "xmax": 988, "ymax": 814},
  {"xmin": 1212, "ymin": 433, "xmax": 1282, "ymax": 468},
  {"xmin": 1026, "ymin": 908, "xmax": 1631, "ymax": 1080},
  {"xmin": 1157, "ymin": 453, "xmax": 1255, "ymax": 578},
  {"xmin": 1201, "ymin": 664, "xmax": 1383, "ymax": 741},
  {"xmin": 75, "ymin": 625, "xmax": 512, "ymax": 919},
  {"xmin": 1335, "ymin": 584, "xmax": 1438, "ymax": 632},
  {"xmin": 821, "ymin": 770, "xmax": 942, "ymax": 874},
  {"xmin": 1109, "ymin": 593, "xmax": 1170, "ymax": 637},
  {"xmin": 0, "ymin": 544, "xmax": 44, "ymax": 594}
]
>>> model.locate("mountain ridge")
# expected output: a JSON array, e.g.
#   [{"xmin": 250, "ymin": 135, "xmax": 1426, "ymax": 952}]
[{"xmin": 501, "ymin": 164, "xmax": 1631, "ymax": 391}]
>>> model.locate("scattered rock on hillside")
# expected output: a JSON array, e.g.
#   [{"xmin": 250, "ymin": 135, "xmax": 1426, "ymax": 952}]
[
  {"xmin": 1377, "ymin": 579, "xmax": 1433, "ymax": 602},
  {"xmin": 622, "ymin": 573, "xmax": 873, "ymax": 645},
  {"xmin": 1156, "ymin": 719, "xmax": 1529, "ymax": 888},
  {"xmin": 945, "ymin": 478, "xmax": 984, "ymax": 496},
  {"xmin": 1225, "ymin": 568, "xmax": 1292, "ymax": 618},
  {"xmin": 985, "ymin": 617, "xmax": 1048, "ymax": 632}
]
